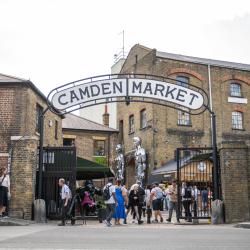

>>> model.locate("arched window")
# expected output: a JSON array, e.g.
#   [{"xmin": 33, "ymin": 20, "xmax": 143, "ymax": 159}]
[
  {"xmin": 232, "ymin": 111, "xmax": 243, "ymax": 130},
  {"xmin": 140, "ymin": 109, "xmax": 147, "ymax": 129},
  {"xmin": 176, "ymin": 76, "xmax": 189, "ymax": 88},
  {"xmin": 129, "ymin": 114, "xmax": 135, "ymax": 134},
  {"xmin": 230, "ymin": 83, "xmax": 242, "ymax": 97}
]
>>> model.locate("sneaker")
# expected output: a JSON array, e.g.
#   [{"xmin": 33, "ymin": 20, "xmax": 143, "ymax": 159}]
[
  {"xmin": 123, "ymin": 219, "xmax": 127, "ymax": 224},
  {"xmin": 132, "ymin": 219, "xmax": 135, "ymax": 223},
  {"xmin": 104, "ymin": 220, "xmax": 111, "ymax": 227},
  {"xmin": 58, "ymin": 223, "xmax": 65, "ymax": 226},
  {"xmin": 160, "ymin": 217, "xmax": 164, "ymax": 223},
  {"xmin": 152, "ymin": 219, "xmax": 158, "ymax": 223},
  {"xmin": 138, "ymin": 220, "xmax": 144, "ymax": 225},
  {"xmin": 166, "ymin": 218, "xmax": 171, "ymax": 223}
]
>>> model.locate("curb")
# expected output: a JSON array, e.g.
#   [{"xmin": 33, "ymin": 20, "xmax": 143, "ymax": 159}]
[
  {"xmin": 234, "ymin": 222, "xmax": 250, "ymax": 229},
  {"xmin": 0, "ymin": 218, "xmax": 34, "ymax": 226}
]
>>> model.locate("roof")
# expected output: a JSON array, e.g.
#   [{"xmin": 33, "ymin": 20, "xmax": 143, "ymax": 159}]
[
  {"xmin": 0, "ymin": 72, "xmax": 47, "ymax": 101},
  {"xmin": 156, "ymin": 51, "xmax": 250, "ymax": 71},
  {"xmin": 151, "ymin": 153, "xmax": 212, "ymax": 176},
  {"xmin": 0, "ymin": 73, "xmax": 63, "ymax": 117},
  {"xmin": 62, "ymin": 113, "xmax": 118, "ymax": 133}
]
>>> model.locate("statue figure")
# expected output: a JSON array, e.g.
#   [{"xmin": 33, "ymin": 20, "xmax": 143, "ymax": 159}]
[
  {"xmin": 133, "ymin": 136, "xmax": 147, "ymax": 183},
  {"xmin": 115, "ymin": 144, "xmax": 125, "ymax": 181}
]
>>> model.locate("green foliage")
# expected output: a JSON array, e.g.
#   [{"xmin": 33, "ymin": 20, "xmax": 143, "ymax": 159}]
[{"xmin": 93, "ymin": 156, "xmax": 108, "ymax": 166}]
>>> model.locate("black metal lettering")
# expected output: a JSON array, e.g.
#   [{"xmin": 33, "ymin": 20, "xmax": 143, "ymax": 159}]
[
  {"xmin": 154, "ymin": 84, "xmax": 164, "ymax": 96},
  {"xmin": 90, "ymin": 85, "xmax": 100, "ymax": 97},
  {"xmin": 143, "ymin": 82, "xmax": 153, "ymax": 95},
  {"xmin": 176, "ymin": 89, "xmax": 187, "ymax": 102},
  {"xmin": 70, "ymin": 90, "xmax": 80, "ymax": 103},
  {"xmin": 189, "ymin": 93, "xmax": 199, "ymax": 106},
  {"xmin": 113, "ymin": 81, "xmax": 123, "ymax": 94},
  {"xmin": 165, "ymin": 86, "xmax": 177, "ymax": 99},
  {"xmin": 102, "ymin": 83, "xmax": 112, "ymax": 95},
  {"xmin": 79, "ymin": 87, "xmax": 90, "ymax": 99},
  {"xmin": 132, "ymin": 81, "xmax": 142, "ymax": 93},
  {"xmin": 58, "ymin": 93, "xmax": 68, "ymax": 105}
]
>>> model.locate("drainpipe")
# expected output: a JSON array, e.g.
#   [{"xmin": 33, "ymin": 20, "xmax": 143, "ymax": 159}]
[{"xmin": 208, "ymin": 64, "xmax": 213, "ymax": 145}]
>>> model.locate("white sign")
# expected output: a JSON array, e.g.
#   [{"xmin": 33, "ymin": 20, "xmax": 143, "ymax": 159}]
[{"xmin": 51, "ymin": 78, "xmax": 204, "ymax": 111}]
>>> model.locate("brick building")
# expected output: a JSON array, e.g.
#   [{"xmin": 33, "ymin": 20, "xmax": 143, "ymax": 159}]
[
  {"xmin": 62, "ymin": 111, "xmax": 118, "ymax": 169},
  {"xmin": 0, "ymin": 73, "xmax": 63, "ymax": 219},
  {"xmin": 117, "ymin": 45, "xmax": 250, "ymax": 222}
]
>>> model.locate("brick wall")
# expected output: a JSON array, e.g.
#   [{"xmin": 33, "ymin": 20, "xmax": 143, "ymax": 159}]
[
  {"xmin": 62, "ymin": 130, "xmax": 118, "ymax": 168},
  {"xmin": 219, "ymin": 141, "xmax": 250, "ymax": 223},
  {"xmin": 118, "ymin": 44, "xmax": 250, "ymax": 177},
  {"xmin": 9, "ymin": 137, "xmax": 38, "ymax": 219},
  {"xmin": 0, "ymin": 83, "xmax": 63, "ymax": 219}
]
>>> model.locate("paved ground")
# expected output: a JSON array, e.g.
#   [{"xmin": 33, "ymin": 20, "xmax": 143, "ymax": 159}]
[{"xmin": 0, "ymin": 221, "xmax": 249, "ymax": 250}]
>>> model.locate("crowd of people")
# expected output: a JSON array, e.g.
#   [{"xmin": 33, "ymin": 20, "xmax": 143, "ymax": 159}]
[{"xmin": 102, "ymin": 178, "xmax": 211, "ymax": 227}]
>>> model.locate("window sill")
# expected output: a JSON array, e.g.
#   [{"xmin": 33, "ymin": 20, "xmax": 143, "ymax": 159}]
[
  {"xmin": 177, "ymin": 124, "xmax": 192, "ymax": 127},
  {"xmin": 128, "ymin": 131, "xmax": 135, "ymax": 135},
  {"xmin": 232, "ymin": 128, "xmax": 245, "ymax": 131}
]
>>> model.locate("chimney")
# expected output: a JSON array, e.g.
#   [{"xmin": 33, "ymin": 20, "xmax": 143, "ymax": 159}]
[{"xmin": 103, "ymin": 104, "xmax": 110, "ymax": 127}]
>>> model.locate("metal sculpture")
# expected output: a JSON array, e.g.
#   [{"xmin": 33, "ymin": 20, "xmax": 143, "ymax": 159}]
[
  {"xmin": 133, "ymin": 136, "xmax": 147, "ymax": 183},
  {"xmin": 115, "ymin": 144, "xmax": 125, "ymax": 181}
]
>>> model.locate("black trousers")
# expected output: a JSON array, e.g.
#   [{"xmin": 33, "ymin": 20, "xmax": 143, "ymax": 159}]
[
  {"xmin": 61, "ymin": 199, "xmax": 70, "ymax": 224},
  {"xmin": 183, "ymin": 200, "xmax": 192, "ymax": 220}
]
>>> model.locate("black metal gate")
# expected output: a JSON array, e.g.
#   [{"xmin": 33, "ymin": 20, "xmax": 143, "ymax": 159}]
[
  {"xmin": 37, "ymin": 146, "xmax": 76, "ymax": 218},
  {"xmin": 176, "ymin": 147, "xmax": 220, "ymax": 220}
]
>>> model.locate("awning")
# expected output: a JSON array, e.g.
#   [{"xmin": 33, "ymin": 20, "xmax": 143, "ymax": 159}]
[{"xmin": 77, "ymin": 157, "xmax": 114, "ymax": 180}]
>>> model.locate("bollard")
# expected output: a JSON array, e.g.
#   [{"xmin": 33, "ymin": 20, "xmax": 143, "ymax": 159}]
[
  {"xmin": 34, "ymin": 199, "xmax": 46, "ymax": 223},
  {"xmin": 211, "ymin": 199, "xmax": 224, "ymax": 224}
]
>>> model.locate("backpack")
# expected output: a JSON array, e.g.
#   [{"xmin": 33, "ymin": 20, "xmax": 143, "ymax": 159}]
[
  {"xmin": 156, "ymin": 188, "xmax": 163, "ymax": 199},
  {"xmin": 184, "ymin": 187, "xmax": 192, "ymax": 199},
  {"xmin": 103, "ymin": 184, "xmax": 111, "ymax": 201}
]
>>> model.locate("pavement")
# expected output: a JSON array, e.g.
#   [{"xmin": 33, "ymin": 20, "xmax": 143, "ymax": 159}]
[{"xmin": 0, "ymin": 219, "xmax": 250, "ymax": 250}]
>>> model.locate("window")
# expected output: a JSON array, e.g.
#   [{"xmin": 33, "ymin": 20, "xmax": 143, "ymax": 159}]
[
  {"xmin": 177, "ymin": 109, "xmax": 191, "ymax": 126},
  {"xmin": 129, "ymin": 115, "xmax": 135, "ymax": 134},
  {"xmin": 36, "ymin": 104, "xmax": 43, "ymax": 133},
  {"xmin": 232, "ymin": 111, "xmax": 243, "ymax": 130},
  {"xmin": 94, "ymin": 140, "xmax": 105, "ymax": 156},
  {"xmin": 176, "ymin": 76, "xmax": 189, "ymax": 88},
  {"xmin": 230, "ymin": 83, "xmax": 242, "ymax": 97},
  {"xmin": 55, "ymin": 120, "xmax": 58, "ymax": 140},
  {"xmin": 63, "ymin": 138, "xmax": 75, "ymax": 146},
  {"xmin": 140, "ymin": 109, "xmax": 147, "ymax": 129}
]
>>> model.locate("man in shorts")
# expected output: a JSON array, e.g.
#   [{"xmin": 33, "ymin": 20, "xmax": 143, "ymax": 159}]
[{"xmin": 150, "ymin": 183, "xmax": 164, "ymax": 223}]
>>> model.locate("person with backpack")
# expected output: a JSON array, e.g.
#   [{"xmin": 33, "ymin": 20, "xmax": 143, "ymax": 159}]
[
  {"xmin": 150, "ymin": 183, "xmax": 164, "ymax": 223},
  {"xmin": 103, "ymin": 178, "xmax": 117, "ymax": 227},
  {"xmin": 181, "ymin": 182, "xmax": 192, "ymax": 222}
]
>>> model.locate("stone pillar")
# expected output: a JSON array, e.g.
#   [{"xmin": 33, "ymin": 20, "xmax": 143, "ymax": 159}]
[
  {"xmin": 219, "ymin": 141, "xmax": 250, "ymax": 223},
  {"xmin": 9, "ymin": 136, "xmax": 38, "ymax": 220}
]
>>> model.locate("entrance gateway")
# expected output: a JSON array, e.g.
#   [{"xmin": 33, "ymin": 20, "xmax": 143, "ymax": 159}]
[{"xmin": 39, "ymin": 74, "xmax": 220, "ymax": 220}]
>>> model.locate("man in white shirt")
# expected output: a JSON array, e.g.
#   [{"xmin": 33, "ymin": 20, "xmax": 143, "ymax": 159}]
[
  {"xmin": 103, "ymin": 178, "xmax": 117, "ymax": 227},
  {"xmin": 58, "ymin": 178, "xmax": 72, "ymax": 226}
]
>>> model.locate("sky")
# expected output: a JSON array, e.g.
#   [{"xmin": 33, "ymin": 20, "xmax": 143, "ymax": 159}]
[{"xmin": 0, "ymin": 0, "xmax": 250, "ymax": 127}]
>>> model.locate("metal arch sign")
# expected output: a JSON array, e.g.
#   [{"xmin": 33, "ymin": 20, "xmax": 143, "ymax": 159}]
[{"xmin": 47, "ymin": 74, "xmax": 209, "ymax": 115}]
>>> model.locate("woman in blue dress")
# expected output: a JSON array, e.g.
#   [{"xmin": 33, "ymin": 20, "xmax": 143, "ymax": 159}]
[{"xmin": 113, "ymin": 180, "xmax": 127, "ymax": 225}]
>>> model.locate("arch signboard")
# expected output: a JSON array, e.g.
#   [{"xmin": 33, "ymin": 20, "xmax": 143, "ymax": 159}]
[{"xmin": 47, "ymin": 74, "xmax": 208, "ymax": 115}]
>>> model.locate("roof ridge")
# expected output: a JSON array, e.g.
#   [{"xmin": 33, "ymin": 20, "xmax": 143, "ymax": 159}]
[
  {"xmin": 0, "ymin": 72, "xmax": 28, "ymax": 82},
  {"xmin": 156, "ymin": 50, "xmax": 250, "ymax": 70},
  {"xmin": 67, "ymin": 113, "xmax": 118, "ymax": 131}
]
